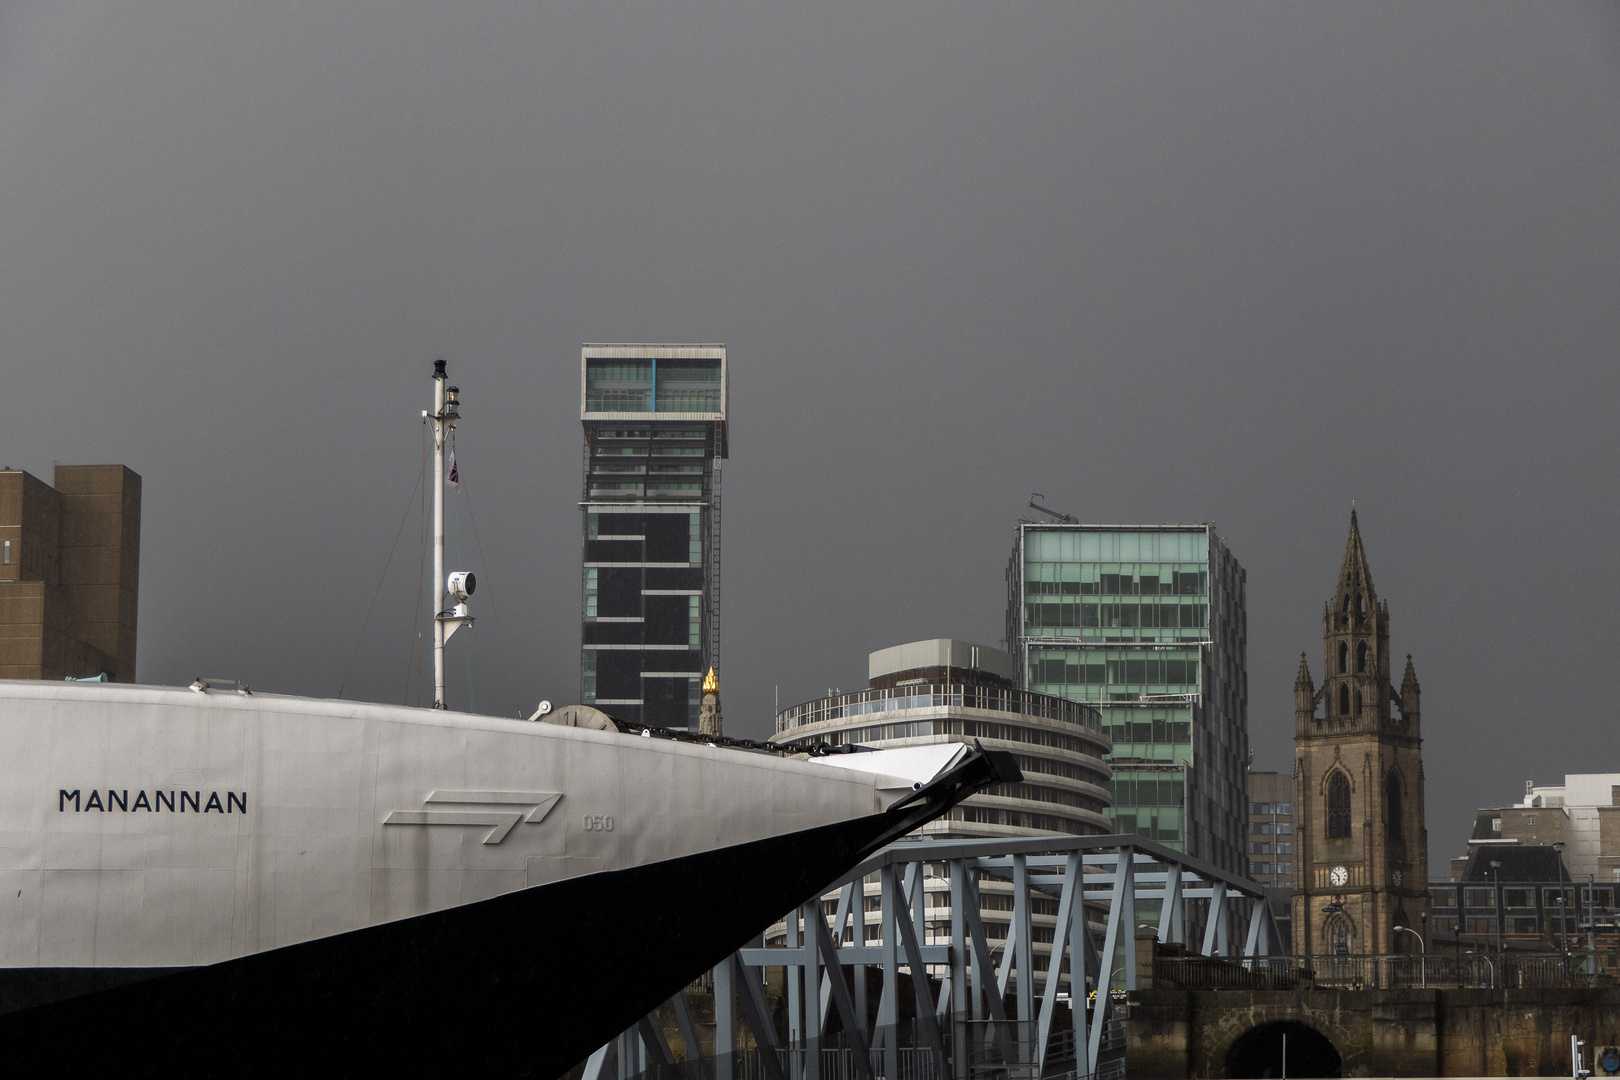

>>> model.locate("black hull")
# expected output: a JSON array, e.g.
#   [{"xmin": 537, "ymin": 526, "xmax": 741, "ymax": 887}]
[{"xmin": 0, "ymin": 748, "xmax": 1017, "ymax": 1078}]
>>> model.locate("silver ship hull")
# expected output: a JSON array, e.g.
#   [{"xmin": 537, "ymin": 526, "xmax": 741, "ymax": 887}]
[{"xmin": 0, "ymin": 681, "xmax": 1014, "ymax": 1074}]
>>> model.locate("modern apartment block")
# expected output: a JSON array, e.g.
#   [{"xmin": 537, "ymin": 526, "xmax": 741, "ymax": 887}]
[
  {"xmin": 771, "ymin": 639, "xmax": 1112, "ymax": 982},
  {"xmin": 0, "ymin": 465, "xmax": 141, "ymax": 682},
  {"xmin": 774, "ymin": 639, "xmax": 1113, "ymax": 839},
  {"xmin": 1248, "ymin": 769, "xmax": 1296, "ymax": 949},
  {"xmin": 579, "ymin": 345, "xmax": 726, "ymax": 729},
  {"xmin": 1006, "ymin": 523, "xmax": 1249, "ymax": 875}
]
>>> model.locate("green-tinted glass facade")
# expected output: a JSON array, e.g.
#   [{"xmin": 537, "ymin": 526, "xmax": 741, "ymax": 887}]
[{"xmin": 1008, "ymin": 525, "xmax": 1249, "ymax": 874}]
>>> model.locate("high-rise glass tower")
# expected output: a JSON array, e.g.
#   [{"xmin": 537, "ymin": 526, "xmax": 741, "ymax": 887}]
[
  {"xmin": 1006, "ymin": 524, "xmax": 1249, "ymax": 874},
  {"xmin": 580, "ymin": 345, "xmax": 727, "ymax": 729}
]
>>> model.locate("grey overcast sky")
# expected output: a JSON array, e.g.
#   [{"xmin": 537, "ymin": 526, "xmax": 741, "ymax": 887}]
[{"xmin": 2, "ymin": 2, "xmax": 1616, "ymax": 874}]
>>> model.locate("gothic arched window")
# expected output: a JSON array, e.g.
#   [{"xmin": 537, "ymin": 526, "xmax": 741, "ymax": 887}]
[
  {"xmin": 1328, "ymin": 915, "xmax": 1353, "ymax": 955},
  {"xmin": 1339, "ymin": 683, "xmax": 1350, "ymax": 715},
  {"xmin": 1386, "ymin": 773, "xmax": 1403, "ymax": 840},
  {"xmin": 1327, "ymin": 771, "xmax": 1351, "ymax": 839},
  {"xmin": 1355, "ymin": 689, "xmax": 1363, "ymax": 713},
  {"xmin": 1357, "ymin": 641, "xmax": 1368, "ymax": 673},
  {"xmin": 1338, "ymin": 643, "xmax": 1348, "ymax": 673}
]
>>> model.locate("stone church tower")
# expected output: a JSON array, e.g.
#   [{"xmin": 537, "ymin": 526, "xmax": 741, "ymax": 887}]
[{"xmin": 1292, "ymin": 513, "xmax": 1429, "ymax": 957}]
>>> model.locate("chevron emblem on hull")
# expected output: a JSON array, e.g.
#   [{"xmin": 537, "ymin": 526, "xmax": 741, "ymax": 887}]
[{"xmin": 383, "ymin": 790, "xmax": 563, "ymax": 844}]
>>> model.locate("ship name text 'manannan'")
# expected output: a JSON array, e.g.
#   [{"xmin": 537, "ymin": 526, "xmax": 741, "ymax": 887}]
[{"xmin": 58, "ymin": 789, "xmax": 248, "ymax": 814}]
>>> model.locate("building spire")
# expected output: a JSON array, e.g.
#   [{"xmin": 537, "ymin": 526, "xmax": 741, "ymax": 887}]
[{"xmin": 1336, "ymin": 508, "xmax": 1376, "ymax": 606}]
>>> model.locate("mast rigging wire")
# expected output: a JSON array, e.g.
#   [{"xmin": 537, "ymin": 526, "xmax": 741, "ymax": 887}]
[
  {"xmin": 336, "ymin": 427, "xmax": 425, "ymax": 699},
  {"xmin": 408, "ymin": 418, "xmax": 427, "ymax": 705}
]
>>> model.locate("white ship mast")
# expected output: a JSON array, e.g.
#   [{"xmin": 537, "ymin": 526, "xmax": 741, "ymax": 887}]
[{"xmin": 427, "ymin": 359, "xmax": 473, "ymax": 709}]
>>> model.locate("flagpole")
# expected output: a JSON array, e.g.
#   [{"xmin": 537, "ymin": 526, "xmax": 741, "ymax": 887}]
[{"xmin": 431, "ymin": 361, "xmax": 449, "ymax": 709}]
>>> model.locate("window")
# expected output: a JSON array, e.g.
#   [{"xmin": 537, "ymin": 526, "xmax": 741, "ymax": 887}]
[
  {"xmin": 1, "ymin": 539, "xmax": 8, "ymax": 565},
  {"xmin": 1327, "ymin": 771, "xmax": 1351, "ymax": 839},
  {"xmin": 1339, "ymin": 684, "xmax": 1350, "ymax": 715},
  {"xmin": 1386, "ymin": 773, "xmax": 1402, "ymax": 840},
  {"xmin": 1525, "ymin": 815, "xmax": 1535, "ymax": 825},
  {"xmin": 1328, "ymin": 916, "xmax": 1352, "ymax": 955},
  {"xmin": 1357, "ymin": 641, "xmax": 1368, "ymax": 673},
  {"xmin": 1338, "ymin": 643, "xmax": 1348, "ymax": 673},
  {"xmin": 1491, "ymin": 817, "xmax": 1502, "ymax": 834}
]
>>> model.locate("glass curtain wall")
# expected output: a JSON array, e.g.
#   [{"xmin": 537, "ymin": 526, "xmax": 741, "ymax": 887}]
[{"xmin": 1008, "ymin": 525, "xmax": 1248, "ymax": 873}]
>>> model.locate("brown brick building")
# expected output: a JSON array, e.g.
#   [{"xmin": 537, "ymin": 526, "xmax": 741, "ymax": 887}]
[{"xmin": 0, "ymin": 465, "xmax": 140, "ymax": 681}]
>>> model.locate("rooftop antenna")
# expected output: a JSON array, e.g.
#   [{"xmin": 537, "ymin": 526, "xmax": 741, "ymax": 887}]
[
  {"xmin": 424, "ymin": 360, "xmax": 475, "ymax": 709},
  {"xmin": 1028, "ymin": 493, "xmax": 1078, "ymax": 524}
]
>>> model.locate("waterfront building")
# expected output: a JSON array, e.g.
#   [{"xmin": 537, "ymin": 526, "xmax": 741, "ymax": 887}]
[
  {"xmin": 772, "ymin": 638, "xmax": 1112, "ymax": 979},
  {"xmin": 0, "ymin": 465, "xmax": 140, "ymax": 682},
  {"xmin": 774, "ymin": 639, "xmax": 1113, "ymax": 839},
  {"xmin": 1247, "ymin": 769, "xmax": 1296, "ymax": 950},
  {"xmin": 1453, "ymin": 774, "xmax": 1620, "ymax": 884},
  {"xmin": 1004, "ymin": 523, "xmax": 1249, "ymax": 875},
  {"xmin": 579, "ymin": 345, "xmax": 726, "ymax": 729},
  {"xmin": 1292, "ymin": 512, "xmax": 1431, "ymax": 956},
  {"xmin": 1430, "ymin": 773, "xmax": 1620, "ymax": 963}
]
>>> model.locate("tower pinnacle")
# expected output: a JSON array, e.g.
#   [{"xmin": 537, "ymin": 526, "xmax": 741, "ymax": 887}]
[{"xmin": 698, "ymin": 667, "xmax": 723, "ymax": 738}]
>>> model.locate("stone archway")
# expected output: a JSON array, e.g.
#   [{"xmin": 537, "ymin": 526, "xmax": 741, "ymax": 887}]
[{"xmin": 1225, "ymin": 1020, "xmax": 1343, "ymax": 1078}]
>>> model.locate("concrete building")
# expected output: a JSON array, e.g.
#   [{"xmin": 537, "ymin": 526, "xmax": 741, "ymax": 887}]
[
  {"xmin": 774, "ymin": 639, "xmax": 1113, "ymax": 839},
  {"xmin": 1293, "ymin": 513, "xmax": 1431, "ymax": 956},
  {"xmin": 579, "ymin": 345, "xmax": 726, "ymax": 730},
  {"xmin": 1005, "ymin": 522, "xmax": 1250, "ymax": 875},
  {"xmin": 1247, "ymin": 769, "xmax": 1295, "ymax": 950},
  {"xmin": 0, "ymin": 465, "xmax": 140, "ymax": 682}
]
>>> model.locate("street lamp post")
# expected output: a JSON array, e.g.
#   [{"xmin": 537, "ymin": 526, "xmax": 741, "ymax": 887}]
[
  {"xmin": 1588, "ymin": 874, "xmax": 1598, "ymax": 982},
  {"xmin": 1553, "ymin": 842, "xmax": 1570, "ymax": 981},
  {"xmin": 1490, "ymin": 859, "xmax": 1503, "ymax": 988},
  {"xmin": 1394, "ymin": 923, "xmax": 1426, "ymax": 988}
]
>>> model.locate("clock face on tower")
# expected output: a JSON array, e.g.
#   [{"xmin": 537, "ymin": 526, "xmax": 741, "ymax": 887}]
[{"xmin": 1330, "ymin": 865, "xmax": 1349, "ymax": 887}]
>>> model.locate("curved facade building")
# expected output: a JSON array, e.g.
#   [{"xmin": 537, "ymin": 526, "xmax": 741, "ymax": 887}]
[{"xmin": 774, "ymin": 639, "xmax": 1112, "ymax": 839}]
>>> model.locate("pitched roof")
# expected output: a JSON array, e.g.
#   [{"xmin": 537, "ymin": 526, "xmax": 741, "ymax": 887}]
[{"xmin": 1460, "ymin": 844, "xmax": 1570, "ymax": 883}]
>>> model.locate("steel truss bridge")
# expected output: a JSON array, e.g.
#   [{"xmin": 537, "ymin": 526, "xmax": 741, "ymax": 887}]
[{"xmin": 585, "ymin": 834, "xmax": 1281, "ymax": 1080}]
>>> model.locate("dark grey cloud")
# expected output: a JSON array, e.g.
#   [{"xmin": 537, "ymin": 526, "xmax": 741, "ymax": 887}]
[{"xmin": 2, "ymin": 1, "xmax": 1616, "ymax": 875}]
